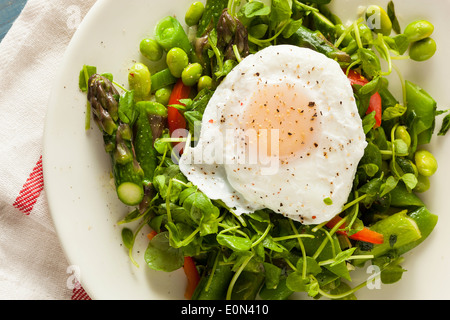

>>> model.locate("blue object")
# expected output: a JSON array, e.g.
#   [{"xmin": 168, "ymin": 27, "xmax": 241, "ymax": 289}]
[{"xmin": 0, "ymin": 0, "xmax": 28, "ymax": 42}]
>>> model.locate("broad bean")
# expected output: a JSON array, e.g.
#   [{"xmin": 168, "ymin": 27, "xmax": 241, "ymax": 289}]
[
  {"xmin": 140, "ymin": 38, "xmax": 163, "ymax": 61},
  {"xmin": 197, "ymin": 75, "xmax": 213, "ymax": 91},
  {"xmin": 128, "ymin": 63, "xmax": 151, "ymax": 101},
  {"xmin": 415, "ymin": 149, "xmax": 438, "ymax": 177},
  {"xmin": 185, "ymin": 2, "xmax": 205, "ymax": 27},
  {"xmin": 409, "ymin": 37, "xmax": 436, "ymax": 61},
  {"xmin": 365, "ymin": 5, "xmax": 392, "ymax": 36},
  {"xmin": 155, "ymin": 87, "xmax": 172, "ymax": 105},
  {"xmin": 414, "ymin": 174, "xmax": 430, "ymax": 193},
  {"xmin": 181, "ymin": 63, "xmax": 203, "ymax": 87},
  {"xmin": 404, "ymin": 20, "xmax": 434, "ymax": 43},
  {"xmin": 166, "ymin": 47, "xmax": 189, "ymax": 78},
  {"xmin": 395, "ymin": 125, "xmax": 411, "ymax": 148}
]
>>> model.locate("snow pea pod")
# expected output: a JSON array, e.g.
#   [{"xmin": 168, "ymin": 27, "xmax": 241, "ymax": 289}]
[
  {"xmin": 155, "ymin": 16, "xmax": 193, "ymax": 55},
  {"xmin": 134, "ymin": 101, "xmax": 167, "ymax": 185},
  {"xmin": 404, "ymin": 80, "xmax": 437, "ymax": 147},
  {"xmin": 196, "ymin": 0, "xmax": 228, "ymax": 37},
  {"xmin": 354, "ymin": 210, "xmax": 422, "ymax": 263},
  {"xmin": 397, "ymin": 206, "xmax": 438, "ymax": 255},
  {"xmin": 389, "ymin": 182, "xmax": 424, "ymax": 208}
]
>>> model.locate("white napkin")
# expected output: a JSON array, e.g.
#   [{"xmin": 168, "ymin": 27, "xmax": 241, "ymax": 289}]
[{"xmin": 0, "ymin": 0, "xmax": 97, "ymax": 300}]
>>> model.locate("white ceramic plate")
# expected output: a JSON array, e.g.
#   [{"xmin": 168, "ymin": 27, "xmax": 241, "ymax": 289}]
[{"xmin": 43, "ymin": 0, "xmax": 450, "ymax": 300}]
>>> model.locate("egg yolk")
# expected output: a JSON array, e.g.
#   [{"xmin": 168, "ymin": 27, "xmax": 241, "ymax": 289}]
[{"xmin": 241, "ymin": 82, "xmax": 319, "ymax": 162}]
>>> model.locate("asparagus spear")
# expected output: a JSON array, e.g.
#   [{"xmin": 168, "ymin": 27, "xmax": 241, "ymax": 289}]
[
  {"xmin": 281, "ymin": 25, "xmax": 351, "ymax": 65},
  {"xmin": 88, "ymin": 74, "xmax": 144, "ymax": 206}
]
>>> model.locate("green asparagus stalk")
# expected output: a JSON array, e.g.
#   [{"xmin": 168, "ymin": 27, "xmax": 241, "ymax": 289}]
[
  {"xmin": 281, "ymin": 25, "xmax": 351, "ymax": 65},
  {"xmin": 88, "ymin": 74, "xmax": 144, "ymax": 206}
]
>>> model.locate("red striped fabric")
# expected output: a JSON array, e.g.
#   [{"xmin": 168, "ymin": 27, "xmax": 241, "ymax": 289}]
[
  {"xmin": 13, "ymin": 155, "xmax": 93, "ymax": 300},
  {"xmin": 72, "ymin": 285, "xmax": 92, "ymax": 300},
  {"xmin": 13, "ymin": 155, "xmax": 44, "ymax": 215}
]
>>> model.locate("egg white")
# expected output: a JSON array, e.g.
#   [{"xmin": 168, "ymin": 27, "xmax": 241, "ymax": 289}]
[{"xmin": 179, "ymin": 45, "xmax": 367, "ymax": 224}]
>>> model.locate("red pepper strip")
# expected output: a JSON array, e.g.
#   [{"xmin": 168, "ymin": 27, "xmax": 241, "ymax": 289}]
[
  {"xmin": 167, "ymin": 79, "xmax": 191, "ymax": 155},
  {"xmin": 183, "ymin": 257, "xmax": 200, "ymax": 300},
  {"xmin": 147, "ymin": 230, "xmax": 158, "ymax": 241},
  {"xmin": 168, "ymin": 79, "xmax": 191, "ymax": 136},
  {"xmin": 346, "ymin": 69, "xmax": 382, "ymax": 128},
  {"xmin": 326, "ymin": 216, "xmax": 384, "ymax": 244}
]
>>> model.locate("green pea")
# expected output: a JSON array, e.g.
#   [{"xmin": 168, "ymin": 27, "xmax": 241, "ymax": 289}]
[
  {"xmin": 415, "ymin": 149, "xmax": 438, "ymax": 177},
  {"xmin": 395, "ymin": 125, "xmax": 411, "ymax": 148},
  {"xmin": 414, "ymin": 174, "xmax": 430, "ymax": 193},
  {"xmin": 185, "ymin": 2, "xmax": 205, "ymax": 27},
  {"xmin": 409, "ymin": 37, "xmax": 437, "ymax": 62},
  {"xmin": 140, "ymin": 38, "xmax": 163, "ymax": 61},
  {"xmin": 128, "ymin": 63, "xmax": 151, "ymax": 101},
  {"xmin": 365, "ymin": 5, "xmax": 392, "ymax": 36},
  {"xmin": 155, "ymin": 87, "xmax": 172, "ymax": 105},
  {"xmin": 197, "ymin": 75, "xmax": 213, "ymax": 91},
  {"xmin": 166, "ymin": 47, "xmax": 189, "ymax": 78},
  {"xmin": 404, "ymin": 20, "xmax": 434, "ymax": 43},
  {"xmin": 182, "ymin": 63, "xmax": 203, "ymax": 87}
]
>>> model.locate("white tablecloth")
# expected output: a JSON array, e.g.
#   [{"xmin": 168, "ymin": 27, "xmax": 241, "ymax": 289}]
[{"xmin": 0, "ymin": 0, "xmax": 97, "ymax": 300}]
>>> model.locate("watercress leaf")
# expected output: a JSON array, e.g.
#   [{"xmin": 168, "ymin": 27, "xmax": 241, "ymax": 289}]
[
  {"xmin": 263, "ymin": 263, "xmax": 282, "ymax": 290},
  {"xmin": 270, "ymin": 0, "xmax": 293, "ymax": 26},
  {"xmin": 401, "ymin": 173, "xmax": 418, "ymax": 191},
  {"xmin": 359, "ymin": 76, "xmax": 381, "ymax": 96},
  {"xmin": 330, "ymin": 248, "xmax": 357, "ymax": 267},
  {"xmin": 243, "ymin": 1, "xmax": 271, "ymax": 18},
  {"xmin": 330, "ymin": 282, "xmax": 357, "ymax": 300},
  {"xmin": 358, "ymin": 47, "xmax": 381, "ymax": 78},
  {"xmin": 101, "ymin": 72, "xmax": 114, "ymax": 82},
  {"xmin": 306, "ymin": 276, "xmax": 320, "ymax": 298},
  {"xmin": 387, "ymin": 1, "xmax": 401, "ymax": 34},
  {"xmin": 262, "ymin": 235, "xmax": 287, "ymax": 253},
  {"xmin": 184, "ymin": 110, "xmax": 203, "ymax": 135},
  {"xmin": 393, "ymin": 139, "xmax": 409, "ymax": 155},
  {"xmin": 282, "ymin": 18, "xmax": 303, "ymax": 39},
  {"xmin": 286, "ymin": 272, "xmax": 309, "ymax": 292},
  {"xmin": 360, "ymin": 163, "xmax": 379, "ymax": 178},
  {"xmin": 438, "ymin": 114, "xmax": 450, "ymax": 136},
  {"xmin": 121, "ymin": 228, "xmax": 134, "ymax": 250},
  {"xmin": 166, "ymin": 221, "xmax": 183, "ymax": 248},
  {"xmin": 248, "ymin": 210, "xmax": 271, "ymax": 223},
  {"xmin": 144, "ymin": 231, "xmax": 184, "ymax": 272},
  {"xmin": 296, "ymin": 256, "xmax": 322, "ymax": 276},
  {"xmin": 382, "ymin": 103, "xmax": 407, "ymax": 121},
  {"xmin": 217, "ymin": 234, "xmax": 252, "ymax": 252},
  {"xmin": 392, "ymin": 34, "xmax": 409, "ymax": 55},
  {"xmin": 359, "ymin": 142, "xmax": 383, "ymax": 177},
  {"xmin": 180, "ymin": 187, "xmax": 220, "ymax": 235},
  {"xmin": 381, "ymin": 175, "xmax": 399, "ymax": 197},
  {"xmin": 153, "ymin": 165, "xmax": 187, "ymax": 202},
  {"xmin": 362, "ymin": 111, "xmax": 377, "ymax": 134},
  {"xmin": 249, "ymin": 24, "xmax": 269, "ymax": 39}
]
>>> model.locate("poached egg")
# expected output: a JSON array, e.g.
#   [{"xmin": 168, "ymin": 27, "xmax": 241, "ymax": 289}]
[{"xmin": 179, "ymin": 45, "xmax": 367, "ymax": 225}]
